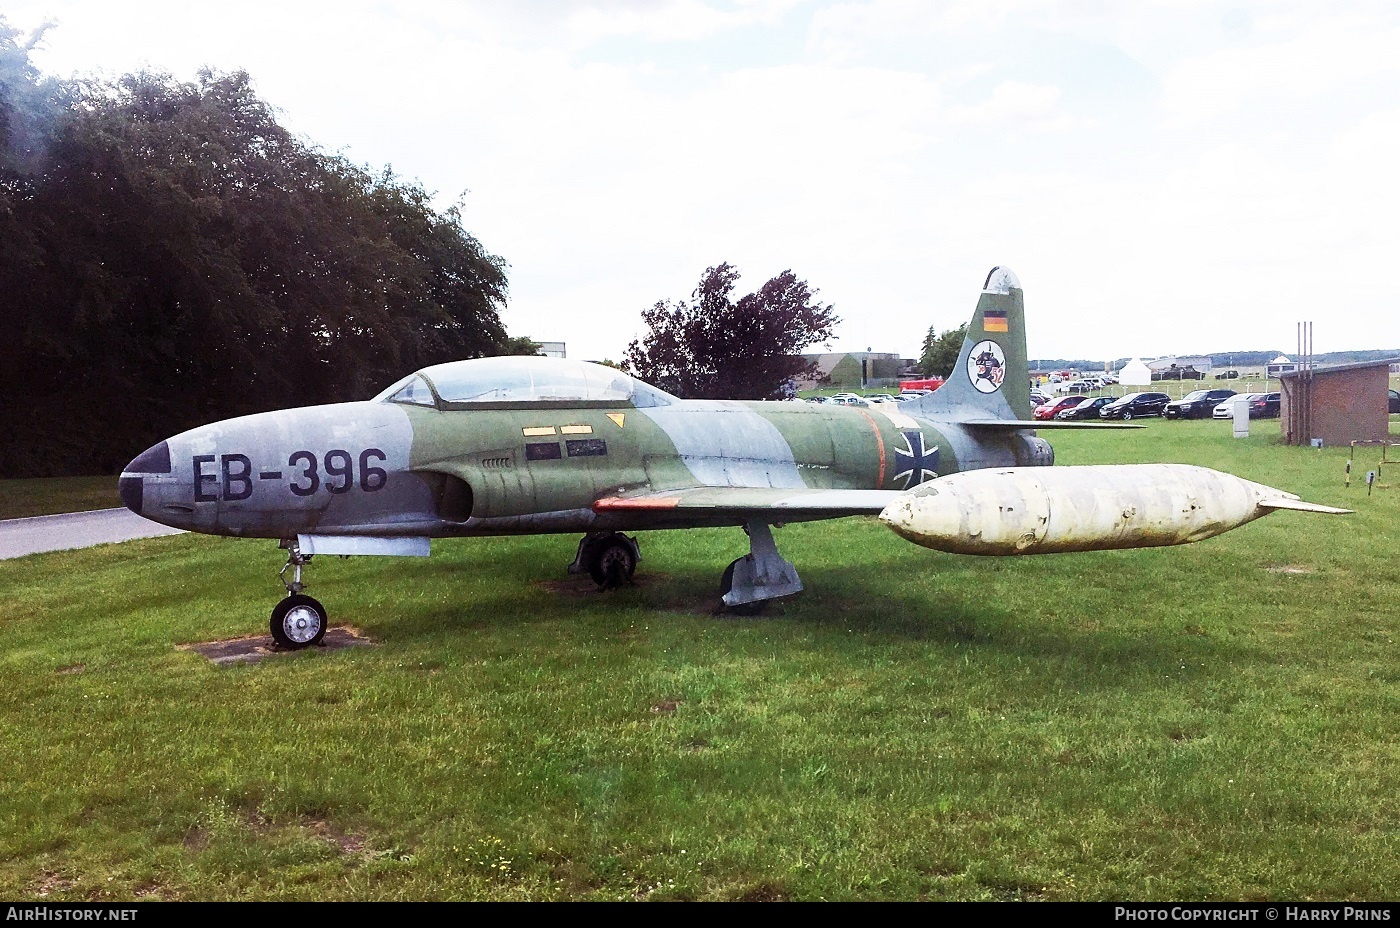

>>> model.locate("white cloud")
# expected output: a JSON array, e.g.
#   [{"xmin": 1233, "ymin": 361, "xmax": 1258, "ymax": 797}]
[
  {"xmin": 1161, "ymin": 18, "xmax": 1400, "ymax": 124},
  {"xmin": 564, "ymin": 0, "xmax": 805, "ymax": 43},
  {"xmin": 7, "ymin": 0, "xmax": 1400, "ymax": 361},
  {"xmin": 943, "ymin": 80, "xmax": 1094, "ymax": 132}
]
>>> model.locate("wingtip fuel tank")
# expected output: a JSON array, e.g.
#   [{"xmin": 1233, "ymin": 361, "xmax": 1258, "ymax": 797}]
[{"xmin": 878, "ymin": 463, "xmax": 1351, "ymax": 556}]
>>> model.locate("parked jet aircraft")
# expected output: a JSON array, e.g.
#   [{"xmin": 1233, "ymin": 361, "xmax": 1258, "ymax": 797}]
[{"xmin": 119, "ymin": 268, "xmax": 1348, "ymax": 649}]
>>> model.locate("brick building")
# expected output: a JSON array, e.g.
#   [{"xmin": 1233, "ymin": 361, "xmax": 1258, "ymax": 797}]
[{"xmin": 1279, "ymin": 358, "xmax": 1399, "ymax": 447}]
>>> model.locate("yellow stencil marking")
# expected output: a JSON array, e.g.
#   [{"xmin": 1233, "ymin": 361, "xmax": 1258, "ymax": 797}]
[
  {"xmin": 561, "ymin": 424, "xmax": 593, "ymax": 435},
  {"xmin": 606, "ymin": 413, "xmax": 626, "ymax": 428},
  {"xmin": 522, "ymin": 426, "xmax": 556, "ymax": 437}
]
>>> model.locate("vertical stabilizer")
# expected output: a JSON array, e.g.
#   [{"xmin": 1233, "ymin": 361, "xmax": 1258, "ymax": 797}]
[{"xmin": 908, "ymin": 266, "xmax": 1030, "ymax": 421}]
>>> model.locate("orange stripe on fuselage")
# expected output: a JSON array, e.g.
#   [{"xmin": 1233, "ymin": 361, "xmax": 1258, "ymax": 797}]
[
  {"xmin": 594, "ymin": 496, "xmax": 681, "ymax": 511},
  {"xmin": 855, "ymin": 409, "xmax": 887, "ymax": 488}
]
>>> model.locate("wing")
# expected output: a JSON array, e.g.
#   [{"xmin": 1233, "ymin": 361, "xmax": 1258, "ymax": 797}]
[{"xmin": 593, "ymin": 486, "xmax": 901, "ymax": 527}]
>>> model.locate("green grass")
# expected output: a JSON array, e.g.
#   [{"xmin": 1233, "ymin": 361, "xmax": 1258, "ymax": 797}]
[
  {"xmin": 0, "ymin": 476, "xmax": 121, "ymax": 520},
  {"xmin": 1, "ymin": 420, "xmax": 1398, "ymax": 900}
]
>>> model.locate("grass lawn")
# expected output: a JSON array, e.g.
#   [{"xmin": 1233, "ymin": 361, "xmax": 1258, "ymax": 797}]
[
  {"xmin": 0, "ymin": 476, "xmax": 121, "ymax": 520},
  {"xmin": 0, "ymin": 419, "xmax": 1397, "ymax": 900}
]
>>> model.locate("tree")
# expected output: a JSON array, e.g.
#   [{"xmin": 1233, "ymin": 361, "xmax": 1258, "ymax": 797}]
[
  {"xmin": 501, "ymin": 336, "xmax": 543, "ymax": 356},
  {"xmin": 0, "ymin": 26, "xmax": 510, "ymax": 476},
  {"xmin": 920, "ymin": 323, "xmax": 967, "ymax": 378},
  {"xmin": 623, "ymin": 263, "xmax": 838, "ymax": 399}
]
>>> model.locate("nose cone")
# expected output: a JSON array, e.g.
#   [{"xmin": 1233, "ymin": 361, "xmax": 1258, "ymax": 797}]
[
  {"xmin": 879, "ymin": 484, "xmax": 966, "ymax": 550},
  {"xmin": 119, "ymin": 441, "xmax": 172, "ymax": 515}
]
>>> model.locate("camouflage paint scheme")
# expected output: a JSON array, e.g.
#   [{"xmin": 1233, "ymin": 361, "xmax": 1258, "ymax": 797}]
[
  {"xmin": 121, "ymin": 267, "xmax": 1061, "ymax": 543},
  {"xmin": 117, "ymin": 265, "xmax": 1348, "ymax": 640}
]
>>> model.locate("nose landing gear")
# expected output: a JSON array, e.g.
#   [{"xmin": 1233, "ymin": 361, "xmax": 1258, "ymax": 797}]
[{"xmin": 271, "ymin": 542, "xmax": 327, "ymax": 650}]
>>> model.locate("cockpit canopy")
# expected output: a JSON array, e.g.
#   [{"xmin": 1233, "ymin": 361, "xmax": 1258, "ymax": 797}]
[{"xmin": 375, "ymin": 356, "xmax": 676, "ymax": 409}]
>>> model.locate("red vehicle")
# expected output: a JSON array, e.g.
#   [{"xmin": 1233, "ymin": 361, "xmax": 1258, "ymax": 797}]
[
  {"xmin": 899, "ymin": 377, "xmax": 945, "ymax": 392},
  {"xmin": 1034, "ymin": 395, "xmax": 1089, "ymax": 420}
]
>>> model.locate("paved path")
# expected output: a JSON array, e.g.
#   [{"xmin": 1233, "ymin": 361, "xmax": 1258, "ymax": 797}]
[{"xmin": 0, "ymin": 508, "xmax": 185, "ymax": 560}]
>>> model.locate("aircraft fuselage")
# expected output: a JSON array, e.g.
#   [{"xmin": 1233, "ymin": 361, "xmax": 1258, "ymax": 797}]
[{"xmin": 119, "ymin": 397, "xmax": 1047, "ymax": 541}]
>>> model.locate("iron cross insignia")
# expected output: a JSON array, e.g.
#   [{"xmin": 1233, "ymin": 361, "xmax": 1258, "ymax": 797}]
[{"xmin": 892, "ymin": 430, "xmax": 939, "ymax": 489}]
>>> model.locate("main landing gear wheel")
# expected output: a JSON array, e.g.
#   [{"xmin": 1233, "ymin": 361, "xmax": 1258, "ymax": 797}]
[
  {"xmin": 270, "ymin": 594, "xmax": 328, "ymax": 650},
  {"xmin": 588, "ymin": 536, "xmax": 638, "ymax": 589},
  {"xmin": 569, "ymin": 533, "xmax": 642, "ymax": 590}
]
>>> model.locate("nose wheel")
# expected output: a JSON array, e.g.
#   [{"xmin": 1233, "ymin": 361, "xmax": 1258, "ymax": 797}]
[
  {"xmin": 270, "ymin": 593, "xmax": 328, "ymax": 650},
  {"xmin": 271, "ymin": 541, "xmax": 328, "ymax": 650}
]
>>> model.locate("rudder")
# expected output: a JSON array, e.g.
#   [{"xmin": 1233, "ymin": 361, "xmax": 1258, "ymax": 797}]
[{"xmin": 908, "ymin": 266, "xmax": 1030, "ymax": 421}]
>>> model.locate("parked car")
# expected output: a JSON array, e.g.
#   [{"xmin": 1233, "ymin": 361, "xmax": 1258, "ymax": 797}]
[
  {"xmin": 1212, "ymin": 393, "xmax": 1261, "ymax": 418},
  {"xmin": 1055, "ymin": 395, "xmax": 1115, "ymax": 420},
  {"xmin": 1165, "ymin": 389, "xmax": 1237, "ymax": 420},
  {"xmin": 1249, "ymin": 393, "xmax": 1281, "ymax": 418},
  {"xmin": 805, "ymin": 395, "xmax": 832, "ymax": 404},
  {"xmin": 831, "ymin": 395, "xmax": 870, "ymax": 407},
  {"xmin": 1054, "ymin": 379, "xmax": 1099, "ymax": 395},
  {"xmin": 1100, "ymin": 392, "xmax": 1171, "ymax": 420},
  {"xmin": 865, "ymin": 394, "xmax": 899, "ymax": 404},
  {"xmin": 1034, "ymin": 395, "xmax": 1090, "ymax": 420},
  {"xmin": 1390, "ymin": 389, "xmax": 1400, "ymax": 414}
]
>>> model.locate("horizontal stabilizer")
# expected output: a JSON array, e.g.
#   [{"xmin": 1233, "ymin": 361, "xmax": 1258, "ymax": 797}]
[
  {"xmin": 959, "ymin": 419, "xmax": 1143, "ymax": 430},
  {"xmin": 1258, "ymin": 498, "xmax": 1353, "ymax": 515}
]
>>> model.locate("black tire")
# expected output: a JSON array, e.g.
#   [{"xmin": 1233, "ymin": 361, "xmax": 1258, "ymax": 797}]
[
  {"xmin": 270, "ymin": 594, "xmax": 328, "ymax": 650},
  {"xmin": 588, "ymin": 537, "xmax": 637, "ymax": 589},
  {"xmin": 719, "ymin": 557, "xmax": 766, "ymax": 616},
  {"xmin": 1123, "ymin": 410, "xmax": 1133, "ymax": 421}
]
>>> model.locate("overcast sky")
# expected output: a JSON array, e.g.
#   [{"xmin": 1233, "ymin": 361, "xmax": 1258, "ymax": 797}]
[{"xmin": 10, "ymin": 1, "xmax": 1400, "ymax": 365}]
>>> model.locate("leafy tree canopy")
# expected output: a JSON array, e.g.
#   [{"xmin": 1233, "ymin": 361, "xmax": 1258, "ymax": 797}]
[
  {"xmin": 0, "ymin": 19, "xmax": 510, "ymax": 475},
  {"xmin": 623, "ymin": 263, "xmax": 839, "ymax": 400},
  {"xmin": 919, "ymin": 323, "xmax": 967, "ymax": 378},
  {"xmin": 502, "ymin": 336, "xmax": 543, "ymax": 356}
]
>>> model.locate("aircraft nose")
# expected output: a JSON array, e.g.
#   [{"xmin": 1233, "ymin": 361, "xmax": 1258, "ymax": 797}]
[{"xmin": 119, "ymin": 441, "xmax": 172, "ymax": 515}]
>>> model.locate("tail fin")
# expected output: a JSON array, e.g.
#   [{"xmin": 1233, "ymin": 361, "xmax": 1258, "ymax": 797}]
[{"xmin": 908, "ymin": 266, "xmax": 1031, "ymax": 421}]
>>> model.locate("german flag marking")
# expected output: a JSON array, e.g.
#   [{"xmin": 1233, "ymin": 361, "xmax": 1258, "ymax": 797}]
[{"xmin": 984, "ymin": 309, "xmax": 1009, "ymax": 333}]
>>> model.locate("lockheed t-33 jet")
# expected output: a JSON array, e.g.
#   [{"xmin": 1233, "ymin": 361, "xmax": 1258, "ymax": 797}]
[{"xmin": 119, "ymin": 268, "xmax": 1348, "ymax": 649}]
